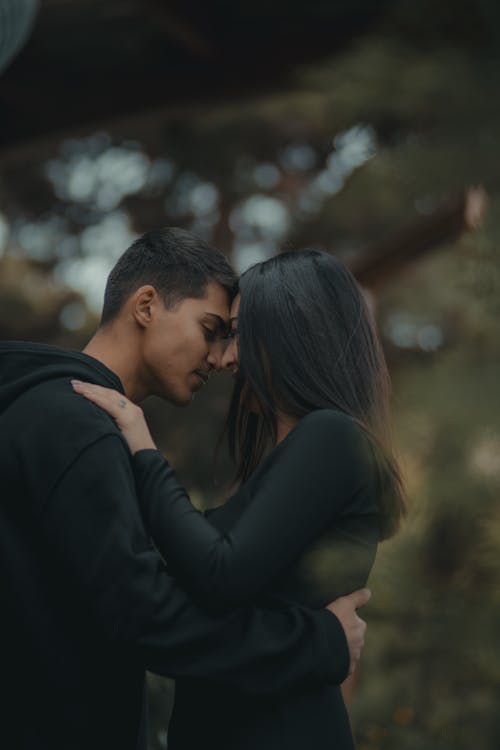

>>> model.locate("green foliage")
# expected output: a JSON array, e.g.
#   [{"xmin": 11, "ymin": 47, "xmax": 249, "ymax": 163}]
[{"xmin": 352, "ymin": 219, "xmax": 500, "ymax": 748}]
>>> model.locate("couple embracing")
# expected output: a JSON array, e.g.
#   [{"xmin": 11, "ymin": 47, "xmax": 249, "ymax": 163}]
[{"xmin": 0, "ymin": 227, "xmax": 405, "ymax": 749}]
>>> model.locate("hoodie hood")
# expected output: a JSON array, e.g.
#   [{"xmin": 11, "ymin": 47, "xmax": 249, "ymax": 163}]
[{"xmin": 0, "ymin": 341, "xmax": 123, "ymax": 415}]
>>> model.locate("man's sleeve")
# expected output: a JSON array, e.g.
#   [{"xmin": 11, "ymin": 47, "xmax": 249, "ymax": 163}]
[{"xmin": 39, "ymin": 433, "xmax": 350, "ymax": 693}]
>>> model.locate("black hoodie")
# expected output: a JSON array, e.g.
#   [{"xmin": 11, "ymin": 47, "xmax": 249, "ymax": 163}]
[{"xmin": 0, "ymin": 341, "xmax": 349, "ymax": 750}]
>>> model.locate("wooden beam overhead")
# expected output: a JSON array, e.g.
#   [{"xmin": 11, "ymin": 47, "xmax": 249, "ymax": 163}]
[{"xmin": 0, "ymin": 0, "xmax": 390, "ymax": 150}]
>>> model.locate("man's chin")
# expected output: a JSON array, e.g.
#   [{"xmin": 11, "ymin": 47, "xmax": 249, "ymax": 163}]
[
  {"xmin": 154, "ymin": 385, "xmax": 194, "ymax": 407},
  {"xmin": 170, "ymin": 390, "xmax": 195, "ymax": 407}
]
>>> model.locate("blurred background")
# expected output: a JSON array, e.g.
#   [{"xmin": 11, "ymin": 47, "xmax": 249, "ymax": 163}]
[{"xmin": 1, "ymin": 1, "xmax": 500, "ymax": 748}]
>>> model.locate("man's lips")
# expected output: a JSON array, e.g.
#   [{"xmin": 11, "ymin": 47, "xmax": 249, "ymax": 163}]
[{"xmin": 193, "ymin": 370, "xmax": 210, "ymax": 385}]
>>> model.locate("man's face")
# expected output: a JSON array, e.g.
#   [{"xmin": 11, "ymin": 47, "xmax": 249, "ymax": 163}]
[{"xmin": 141, "ymin": 281, "xmax": 230, "ymax": 405}]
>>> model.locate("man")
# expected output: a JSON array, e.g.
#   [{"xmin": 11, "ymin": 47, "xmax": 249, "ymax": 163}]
[{"xmin": 0, "ymin": 227, "xmax": 370, "ymax": 750}]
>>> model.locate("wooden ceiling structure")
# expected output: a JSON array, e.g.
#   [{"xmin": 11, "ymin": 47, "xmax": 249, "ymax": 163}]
[
  {"xmin": 0, "ymin": 0, "xmax": 390, "ymax": 154},
  {"xmin": 0, "ymin": 0, "xmax": 489, "ymax": 288}
]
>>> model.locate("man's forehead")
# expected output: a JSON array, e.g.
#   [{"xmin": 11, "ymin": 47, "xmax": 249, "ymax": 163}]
[{"xmin": 177, "ymin": 281, "xmax": 231, "ymax": 328}]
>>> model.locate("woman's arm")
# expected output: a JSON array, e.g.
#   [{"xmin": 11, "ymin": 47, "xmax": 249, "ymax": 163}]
[
  {"xmin": 70, "ymin": 381, "xmax": 376, "ymax": 610},
  {"xmin": 133, "ymin": 410, "xmax": 377, "ymax": 609}
]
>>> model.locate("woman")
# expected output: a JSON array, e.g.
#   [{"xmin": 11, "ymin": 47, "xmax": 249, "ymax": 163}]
[{"xmin": 72, "ymin": 250, "xmax": 405, "ymax": 749}]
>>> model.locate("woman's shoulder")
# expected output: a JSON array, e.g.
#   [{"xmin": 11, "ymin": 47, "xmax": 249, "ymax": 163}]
[
  {"xmin": 294, "ymin": 408, "xmax": 363, "ymax": 441},
  {"xmin": 285, "ymin": 409, "xmax": 376, "ymax": 471},
  {"xmin": 247, "ymin": 410, "xmax": 375, "ymax": 488}
]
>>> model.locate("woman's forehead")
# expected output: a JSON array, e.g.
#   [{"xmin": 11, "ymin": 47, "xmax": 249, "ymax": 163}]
[{"xmin": 229, "ymin": 293, "xmax": 241, "ymax": 318}]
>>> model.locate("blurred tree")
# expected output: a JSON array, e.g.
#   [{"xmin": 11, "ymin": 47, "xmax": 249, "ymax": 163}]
[{"xmin": 352, "ymin": 211, "xmax": 500, "ymax": 749}]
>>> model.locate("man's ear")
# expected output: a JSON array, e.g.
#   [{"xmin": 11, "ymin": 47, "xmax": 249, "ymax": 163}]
[{"xmin": 131, "ymin": 285, "xmax": 158, "ymax": 328}]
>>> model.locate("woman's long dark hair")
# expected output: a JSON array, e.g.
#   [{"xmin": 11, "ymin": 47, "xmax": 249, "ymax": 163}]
[{"xmin": 227, "ymin": 249, "xmax": 405, "ymax": 539}]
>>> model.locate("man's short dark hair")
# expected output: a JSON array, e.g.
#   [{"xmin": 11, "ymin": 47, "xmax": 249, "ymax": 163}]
[{"xmin": 100, "ymin": 227, "xmax": 237, "ymax": 325}]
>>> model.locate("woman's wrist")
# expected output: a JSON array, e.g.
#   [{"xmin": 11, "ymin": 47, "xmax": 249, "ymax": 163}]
[{"xmin": 127, "ymin": 430, "xmax": 157, "ymax": 455}]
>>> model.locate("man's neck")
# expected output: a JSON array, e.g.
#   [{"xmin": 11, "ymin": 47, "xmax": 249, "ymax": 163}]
[{"xmin": 83, "ymin": 327, "xmax": 146, "ymax": 403}]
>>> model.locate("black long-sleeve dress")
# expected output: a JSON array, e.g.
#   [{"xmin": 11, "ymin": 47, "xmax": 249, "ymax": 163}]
[{"xmin": 133, "ymin": 408, "xmax": 383, "ymax": 750}]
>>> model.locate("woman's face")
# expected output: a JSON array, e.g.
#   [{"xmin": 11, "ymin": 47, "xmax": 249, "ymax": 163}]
[{"xmin": 221, "ymin": 293, "xmax": 240, "ymax": 375}]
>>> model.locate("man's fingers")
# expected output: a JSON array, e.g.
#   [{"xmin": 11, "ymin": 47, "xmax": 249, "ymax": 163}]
[
  {"xmin": 325, "ymin": 590, "xmax": 370, "ymax": 678},
  {"xmin": 464, "ymin": 185, "xmax": 488, "ymax": 230},
  {"xmin": 345, "ymin": 587, "xmax": 371, "ymax": 610},
  {"xmin": 356, "ymin": 616, "xmax": 366, "ymax": 645}
]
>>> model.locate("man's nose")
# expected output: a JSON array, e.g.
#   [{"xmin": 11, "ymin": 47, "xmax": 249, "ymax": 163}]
[
  {"xmin": 207, "ymin": 340, "xmax": 226, "ymax": 371},
  {"xmin": 221, "ymin": 339, "xmax": 237, "ymax": 372}
]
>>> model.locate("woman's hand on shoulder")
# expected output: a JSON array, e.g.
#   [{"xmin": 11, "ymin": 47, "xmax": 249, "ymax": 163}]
[{"xmin": 71, "ymin": 380, "xmax": 157, "ymax": 455}]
